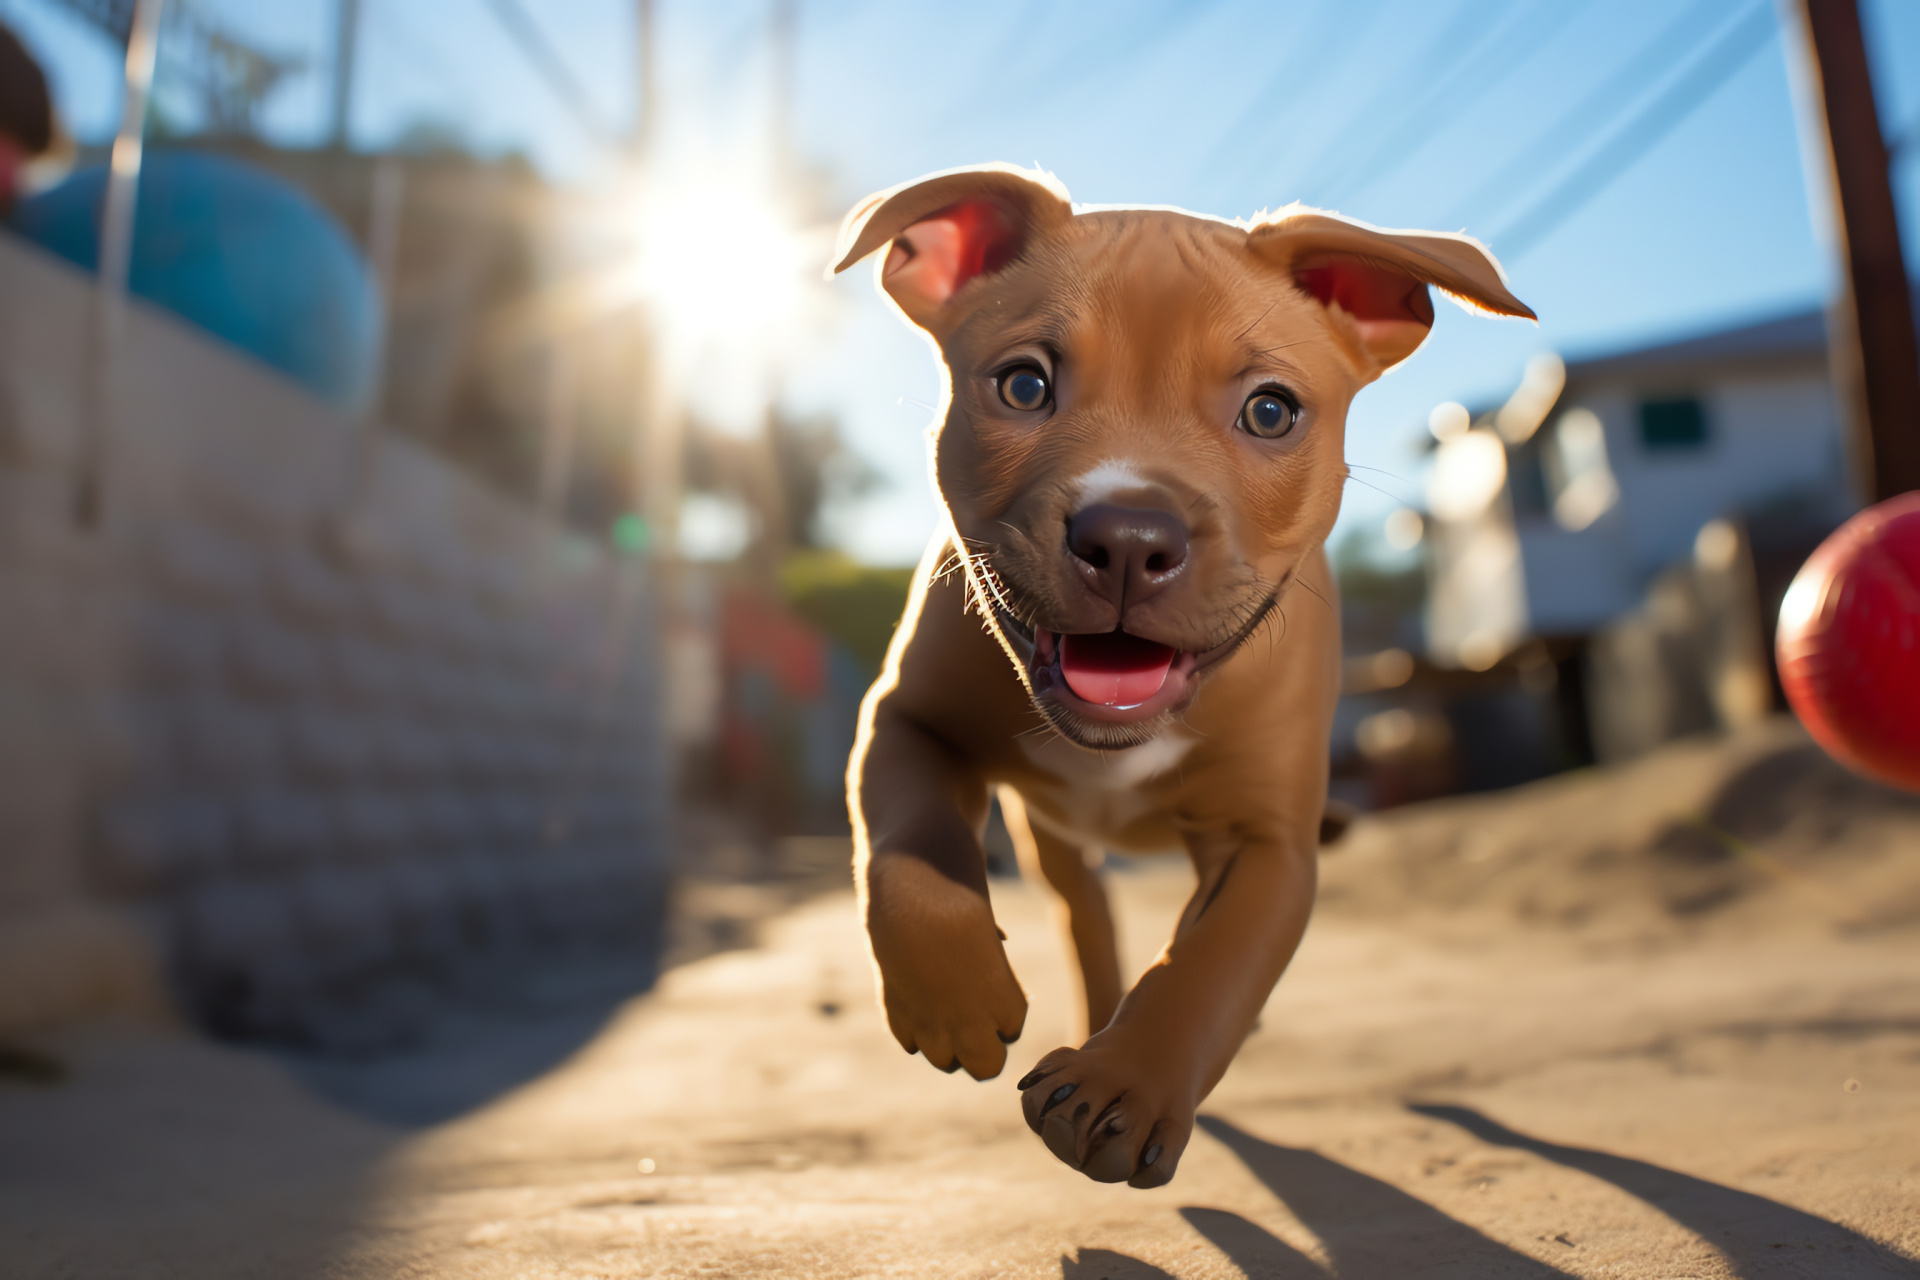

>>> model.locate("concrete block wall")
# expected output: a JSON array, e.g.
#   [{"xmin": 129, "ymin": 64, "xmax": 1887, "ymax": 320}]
[{"xmin": 0, "ymin": 235, "xmax": 671, "ymax": 1050}]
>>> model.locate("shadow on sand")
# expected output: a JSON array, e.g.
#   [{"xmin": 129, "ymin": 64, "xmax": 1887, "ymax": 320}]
[
  {"xmin": 277, "ymin": 949, "xmax": 663, "ymax": 1126},
  {"xmin": 1059, "ymin": 1247, "xmax": 1180, "ymax": 1279},
  {"xmin": 1055, "ymin": 1114, "xmax": 1593, "ymax": 1279},
  {"xmin": 1186, "ymin": 1115, "xmax": 1578, "ymax": 1278},
  {"xmin": 1411, "ymin": 1104, "xmax": 1916, "ymax": 1278}
]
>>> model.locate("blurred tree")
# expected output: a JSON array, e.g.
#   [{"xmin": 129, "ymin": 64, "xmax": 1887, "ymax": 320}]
[
  {"xmin": 49, "ymin": 0, "xmax": 303, "ymax": 137},
  {"xmin": 780, "ymin": 550, "xmax": 913, "ymax": 675},
  {"xmin": 1331, "ymin": 527, "xmax": 1425, "ymax": 656},
  {"xmin": 1331, "ymin": 528, "xmax": 1424, "ymax": 609},
  {"xmin": 679, "ymin": 409, "xmax": 907, "ymax": 672},
  {"xmin": 682, "ymin": 408, "xmax": 881, "ymax": 563}
]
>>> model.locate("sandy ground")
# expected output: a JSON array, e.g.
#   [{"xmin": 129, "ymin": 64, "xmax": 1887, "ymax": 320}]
[{"xmin": 3, "ymin": 721, "xmax": 1918, "ymax": 1279}]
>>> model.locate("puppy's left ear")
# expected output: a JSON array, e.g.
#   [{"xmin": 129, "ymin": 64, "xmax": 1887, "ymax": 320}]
[
  {"xmin": 1249, "ymin": 208, "xmax": 1534, "ymax": 374},
  {"xmin": 829, "ymin": 163, "xmax": 1073, "ymax": 331}
]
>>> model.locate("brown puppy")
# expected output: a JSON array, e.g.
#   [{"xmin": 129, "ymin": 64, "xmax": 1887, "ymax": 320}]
[{"xmin": 833, "ymin": 164, "xmax": 1531, "ymax": 1188}]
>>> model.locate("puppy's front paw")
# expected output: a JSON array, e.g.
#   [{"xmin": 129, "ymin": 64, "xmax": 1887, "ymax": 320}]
[
  {"xmin": 866, "ymin": 855, "xmax": 1027, "ymax": 1080},
  {"xmin": 1017, "ymin": 1041, "xmax": 1196, "ymax": 1188}
]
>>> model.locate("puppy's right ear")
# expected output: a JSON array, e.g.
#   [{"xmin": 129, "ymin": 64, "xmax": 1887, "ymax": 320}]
[{"xmin": 829, "ymin": 164, "xmax": 1072, "ymax": 331}]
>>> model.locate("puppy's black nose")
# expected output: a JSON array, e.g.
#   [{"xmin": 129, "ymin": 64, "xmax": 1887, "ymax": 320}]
[{"xmin": 1066, "ymin": 504, "xmax": 1189, "ymax": 607}]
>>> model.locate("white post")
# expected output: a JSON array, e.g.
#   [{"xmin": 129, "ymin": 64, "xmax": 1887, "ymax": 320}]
[
  {"xmin": 634, "ymin": 0, "xmax": 656, "ymax": 161},
  {"xmin": 638, "ymin": 342, "xmax": 681, "ymax": 557},
  {"xmin": 363, "ymin": 155, "xmax": 406, "ymax": 396},
  {"xmin": 537, "ymin": 338, "xmax": 580, "ymax": 521},
  {"xmin": 345, "ymin": 155, "xmax": 404, "ymax": 498},
  {"xmin": 75, "ymin": 0, "xmax": 166, "ymax": 528},
  {"xmin": 329, "ymin": 0, "xmax": 362, "ymax": 149}
]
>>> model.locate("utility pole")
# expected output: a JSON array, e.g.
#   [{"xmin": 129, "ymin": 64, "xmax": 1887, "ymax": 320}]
[
  {"xmin": 329, "ymin": 0, "xmax": 360, "ymax": 149},
  {"xmin": 74, "ymin": 0, "xmax": 164, "ymax": 528},
  {"xmin": 769, "ymin": 0, "xmax": 795, "ymax": 173},
  {"xmin": 634, "ymin": 0, "xmax": 657, "ymax": 162},
  {"xmin": 630, "ymin": 0, "xmax": 678, "ymax": 556},
  {"xmin": 1785, "ymin": 0, "xmax": 1920, "ymax": 502}
]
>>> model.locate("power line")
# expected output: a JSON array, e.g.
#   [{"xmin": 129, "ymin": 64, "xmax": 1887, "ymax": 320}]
[
  {"xmin": 1317, "ymin": 0, "xmax": 1596, "ymax": 210},
  {"xmin": 1440, "ymin": 0, "xmax": 1756, "ymax": 232},
  {"xmin": 367, "ymin": 1, "xmax": 465, "ymax": 104},
  {"xmin": 1040, "ymin": 0, "xmax": 1231, "ymax": 93},
  {"xmin": 477, "ymin": 0, "xmax": 618, "ymax": 146},
  {"xmin": 945, "ymin": 0, "xmax": 1068, "ymax": 116},
  {"xmin": 940, "ymin": 0, "xmax": 1229, "ymax": 134},
  {"xmin": 1892, "ymin": 108, "xmax": 1920, "ymax": 158},
  {"xmin": 1490, "ymin": 4, "xmax": 1777, "ymax": 262},
  {"xmin": 1286, "ymin": 0, "xmax": 1519, "ymax": 207},
  {"xmin": 1195, "ymin": 0, "xmax": 1385, "ymax": 201}
]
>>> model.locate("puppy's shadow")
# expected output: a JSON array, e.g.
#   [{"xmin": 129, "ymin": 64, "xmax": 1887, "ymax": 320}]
[
  {"xmin": 1411, "ymin": 1104, "xmax": 1915, "ymax": 1278},
  {"xmin": 1177, "ymin": 1208, "xmax": 1328, "ymax": 1279},
  {"xmin": 1195, "ymin": 1115, "xmax": 1577, "ymax": 1279},
  {"xmin": 1059, "ymin": 1247, "xmax": 1180, "ymax": 1279}
]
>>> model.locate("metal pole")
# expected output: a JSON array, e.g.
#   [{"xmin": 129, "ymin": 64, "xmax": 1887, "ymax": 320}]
[
  {"xmin": 338, "ymin": 155, "xmax": 404, "ymax": 516},
  {"xmin": 1784, "ymin": 0, "xmax": 1920, "ymax": 501},
  {"xmin": 769, "ymin": 0, "xmax": 795, "ymax": 174},
  {"xmin": 74, "ymin": 0, "xmax": 165, "ymax": 529},
  {"xmin": 329, "ymin": 0, "xmax": 361, "ymax": 149},
  {"xmin": 537, "ymin": 339, "xmax": 580, "ymax": 521},
  {"xmin": 638, "ymin": 351, "xmax": 681, "ymax": 557},
  {"xmin": 635, "ymin": 0, "xmax": 656, "ymax": 162},
  {"xmin": 364, "ymin": 157, "xmax": 405, "ymax": 385},
  {"xmin": 630, "ymin": 0, "xmax": 676, "ymax": 554}
]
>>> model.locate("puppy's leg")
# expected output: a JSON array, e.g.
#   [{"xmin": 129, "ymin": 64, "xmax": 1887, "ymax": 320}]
[
  {"xmin": 998, "ymin": 786, "xmax": 1121, "ymax": 1038},
  {"xmin": 1017, "ymin": 833, "xmax": 1316, "ymax": 1188},
  {"xmin": 854, "ymin": 706, "xmax": 1028, "ymax": 1081}
]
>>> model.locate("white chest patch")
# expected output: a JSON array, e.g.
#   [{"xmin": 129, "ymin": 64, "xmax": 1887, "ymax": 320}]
[{"xmin": 1016, "ymin": 730, "xmax": 1195, "ymax": 845}]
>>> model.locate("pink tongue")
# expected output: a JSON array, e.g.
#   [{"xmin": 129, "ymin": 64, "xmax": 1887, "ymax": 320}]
[{"xmin": 1060, "ymin": 632, "xmax": 1177, "ymax": 707}]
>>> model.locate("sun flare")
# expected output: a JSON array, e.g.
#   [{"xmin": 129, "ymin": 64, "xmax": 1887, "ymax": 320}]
[{"xmin": 615, "ymin": 155, "xmax": 833, "ymax": 429}]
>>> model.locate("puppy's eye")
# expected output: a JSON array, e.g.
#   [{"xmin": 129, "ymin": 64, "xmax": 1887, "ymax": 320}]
[
  {"xmin": 998, "ymin": 365, "xmax": 1051, "ymax": 412},
  {"xmin": 1239, "ymin": 388, "xmax": 1299, "ymax": 439}
]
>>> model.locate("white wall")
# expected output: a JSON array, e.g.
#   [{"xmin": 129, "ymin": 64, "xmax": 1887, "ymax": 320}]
[
  {"xmin": 1583, "ymin": 373, "xmax": 1851, "ymax": 585},
  {"xmin": 1513, "ymin": 509, "xmax": 1639, "ymax": 635},
  {"xmin": 0, "ymin": 235, "xmax": 672, "ymax": 1043}
]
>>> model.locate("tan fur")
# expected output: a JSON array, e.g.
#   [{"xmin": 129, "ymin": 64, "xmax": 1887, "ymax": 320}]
[{"xmin": 836, "ymin": 165, "xmax": 1530, "ymax": 1188}]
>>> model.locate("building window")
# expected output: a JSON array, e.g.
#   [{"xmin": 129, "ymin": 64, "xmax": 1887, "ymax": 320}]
[
  {"xmin": 1507, "ymin": 435, "xmax": 1551, "ymax": 517},
  {"xmin": 1638, "ymin": 396, "xmax": 1708, "ymax": 449}
]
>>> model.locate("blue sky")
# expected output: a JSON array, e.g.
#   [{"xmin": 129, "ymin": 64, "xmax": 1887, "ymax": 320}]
[{"xmin": 5, "ymin": 0, "xmax": 1918, "ymax": 564}]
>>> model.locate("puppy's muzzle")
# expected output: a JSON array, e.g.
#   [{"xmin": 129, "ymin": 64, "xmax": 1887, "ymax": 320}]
[{"xmin": 1066, "ymin": 504, "xmax": 1189, "ymax": 610}]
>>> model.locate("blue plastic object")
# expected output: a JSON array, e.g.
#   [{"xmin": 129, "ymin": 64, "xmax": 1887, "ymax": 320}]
[{"xmin": 7, "ymin": 149, "xmax": 382, "ymax": 411}]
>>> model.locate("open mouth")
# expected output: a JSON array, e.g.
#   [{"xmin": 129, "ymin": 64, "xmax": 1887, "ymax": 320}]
[
  {"xmin": 986, "ymin": 576, "xmax": 1284, "ymax": 743},
  {"xmin": 1029, "ymin": 626, "xmax": 1199, "ymax": 725}
]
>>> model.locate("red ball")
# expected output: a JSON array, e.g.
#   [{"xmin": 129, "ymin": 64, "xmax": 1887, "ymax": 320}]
[{"xmin": 1775, "ymin": 491, "xmax": 1920, "ymax": 792}]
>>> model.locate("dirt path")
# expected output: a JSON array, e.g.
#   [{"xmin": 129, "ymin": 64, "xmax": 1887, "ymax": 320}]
[
  {"xmin": 4, "ymin": 724, "xmax": 1918, "ymax": 1277},
  {"xmin": 4, "ymin": 856, "xmax": 1916, "ymax": 1278}
]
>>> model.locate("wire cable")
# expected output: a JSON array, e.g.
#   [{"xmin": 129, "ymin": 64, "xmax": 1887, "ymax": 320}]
[
  {"xmin": 1891, "ymin": 108, "xmax": 1920, "ymax": 158},
  {"xmin": 1489, "ymin": 3, "xmax": 1777, "ymax": 261},
  {"xmin": 1439, "ymin": 0, "xmax": 1756, "ymax": 232},
  {"xmin": 477, "ymin": 0, "xmax": 618, "ymax": 146},
  {"xmin": 1285, "ymin": 0, "xmax": 1519, "ymax": 207},
  {"xmin": 366, "ymin": 1, "xmax": 466, "ymax": 107},
  {"xmin": 1195, "ymin": 0, "xmax": 1385, "ymax": 202},
  {"xmin": 933, "ymin": 0, "xmax": 1227, "ymax": 132},
  {"xmin": 1318, "ymin": 0, "xmax": 1596, "ymax": 210}
]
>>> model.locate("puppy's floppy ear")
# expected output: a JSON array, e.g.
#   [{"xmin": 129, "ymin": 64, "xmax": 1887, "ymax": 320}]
[
  {"xmin": 829, "ymin": 163, "xmax": 1073, "ymax": 330},
  {"xmin": 1249, "ymin": 207, "xmax": 1534, "ymax": 374}
]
